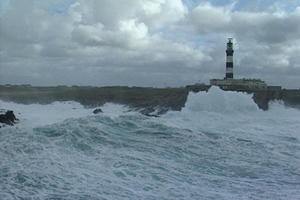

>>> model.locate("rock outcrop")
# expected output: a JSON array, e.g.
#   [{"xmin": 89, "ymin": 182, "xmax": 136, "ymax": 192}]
[
  {"xmin": 0, "ymin": 86, "xmax": 299, "ymax": 117},
  {"xmin": 0, "ymin": 110, "xmax": 18, "ymax": 127},
  {"xmin": 93, "ymin": 108, "xmax": 103, "ymax": 114}
]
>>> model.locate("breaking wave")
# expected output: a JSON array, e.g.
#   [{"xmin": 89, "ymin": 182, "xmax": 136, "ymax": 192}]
[{"xmin": 1, "ymin": 87, "xmax": 299, "ymax": 199}]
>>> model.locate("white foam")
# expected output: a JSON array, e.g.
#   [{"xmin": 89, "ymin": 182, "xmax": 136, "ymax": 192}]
[
  {"xmin": 0, "ymin": 100, "xmax": 95, "ymax": 128},
  {"xmin": 183, "ymin": 86, "xmax": 259, "ymax": 114},
  {"xmin": 1, "ymin": 90, "xmax": 300, "ymax": 199},
  {"xmin": 99, "ymin": 103, "xmax": 135, "ymax": 119},
  {"xmin": 0, "ymin": 100, "xmax": 132, "ymax": 128},
  {"xmin": 158, "ymin": 86, "xmax": 300, "ymax": 137}
]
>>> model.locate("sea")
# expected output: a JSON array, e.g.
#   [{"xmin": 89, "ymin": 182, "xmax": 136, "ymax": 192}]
[{"xmin": 0, "ymin": 86, "xmax": 299, "ymax": 200}]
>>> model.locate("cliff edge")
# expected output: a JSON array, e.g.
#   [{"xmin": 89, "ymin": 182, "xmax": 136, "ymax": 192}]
[{"xmin": 0, "ymin": 86, "xmax": 299, "ymax": 115}]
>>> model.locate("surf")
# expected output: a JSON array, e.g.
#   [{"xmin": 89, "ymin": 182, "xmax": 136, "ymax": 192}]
[{"xmin": 0, "ymin": 87, "xmax": 300, "ymax": 199}]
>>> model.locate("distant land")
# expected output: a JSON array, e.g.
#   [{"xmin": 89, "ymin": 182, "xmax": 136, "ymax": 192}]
[{"xmin": 0, "ymin": 84, "xmax": 300, "ymax": 116}]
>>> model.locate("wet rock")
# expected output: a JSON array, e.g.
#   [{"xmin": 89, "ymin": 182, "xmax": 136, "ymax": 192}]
[
  {"xmin": 93, "ymin": 108, "xmax": 103, "ymax": 114},
  {"xmin": 0, "ymin": 110, "xmax": 19, "ymax": 127}
]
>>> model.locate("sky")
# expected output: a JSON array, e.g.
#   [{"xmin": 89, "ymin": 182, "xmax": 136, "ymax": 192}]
[{"xmin": 0, "ymin": 0, "xmax": 299, "ymax": 88}]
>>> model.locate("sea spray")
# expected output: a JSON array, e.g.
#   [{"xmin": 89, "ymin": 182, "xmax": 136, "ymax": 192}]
[
  {"xmin": 0, "ymin": 88, "xmax": 300, "ymax": 199},
  {"xmin": 183, "ymin": 86, "xmax": 260, "ymax": 113}
]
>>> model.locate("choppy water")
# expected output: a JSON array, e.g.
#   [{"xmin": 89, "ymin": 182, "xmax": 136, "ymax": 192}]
[{"xmin": 1, "ymin": 86, "xmax": 300, "ymax": 199}]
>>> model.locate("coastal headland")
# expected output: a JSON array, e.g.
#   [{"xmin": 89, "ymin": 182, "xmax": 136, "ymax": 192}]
[{"xmin": 1, "ymin": 85, "xmax": 300, "ymax": 115}]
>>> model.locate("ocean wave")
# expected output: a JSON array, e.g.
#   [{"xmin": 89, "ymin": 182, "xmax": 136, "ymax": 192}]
[{"xmin": 1, "ymin": 89, "xmax": 300, "ymax": 199}]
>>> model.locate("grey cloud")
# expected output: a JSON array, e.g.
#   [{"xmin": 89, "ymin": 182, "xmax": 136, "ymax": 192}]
[
  {"xmin": 186, "ymin": 2, "xmax": 300, "ymax": 88},
  {"xmin": 232, "ymin": 11, "xmax": 300, "ymax": 44},
  {"xmin": 188, "ymin": 3, "xmax": 300, "ymax": 45},
  {"xmin": 0, "ymin": 0, "xmax": 46, "ymax": 44},
  {"xmin": 188, "ymin": 3, "xmax": 231, "ymax": 34}
]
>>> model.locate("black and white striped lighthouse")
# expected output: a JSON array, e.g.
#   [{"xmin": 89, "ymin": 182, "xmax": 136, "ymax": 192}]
[{"xmin": 225, "ymin": 38, "xmax": 234, "ymax": 79}]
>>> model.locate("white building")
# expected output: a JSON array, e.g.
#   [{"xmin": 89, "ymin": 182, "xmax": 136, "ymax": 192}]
[{"xmin": 210, "ymin": 78, "xmax": 267, "ymax": 90}]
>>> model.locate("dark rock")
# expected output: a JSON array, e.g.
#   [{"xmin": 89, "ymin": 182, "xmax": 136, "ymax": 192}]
[
  {"xmin": 0, "ymin": 110, "xmax": 18, "ymax": 127},
  {"xmin": 1, "ymin": 86, "xmax": 300, "ymax": 114},
  {"xmin": 140, "ymin": 107, "xmax": 155, "ymax": 115},
  {"xmin": 139, "ymin": 106, "xmax": 169, "ymax": 117},
  {"xmin": 93, "ymin": 108, "xmax": 103, "ymax": 114},
  {"xmin": 144, "ymin": 113, "xmax": 160, "ymax": 117}
]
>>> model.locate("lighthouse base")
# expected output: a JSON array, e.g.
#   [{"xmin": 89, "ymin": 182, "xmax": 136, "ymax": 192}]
[{"xmin": 210, "ymin": 78, "xmax": 267, "ymax": 90}]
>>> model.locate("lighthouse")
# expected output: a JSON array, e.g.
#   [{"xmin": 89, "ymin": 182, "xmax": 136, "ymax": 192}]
[
  {"xmin": 210, "ymin": 38, "xmax": 268, "ymax": 90},
  {"xmin": 225, "ymin": 38, "xmax": 234, "ymax": 79}
]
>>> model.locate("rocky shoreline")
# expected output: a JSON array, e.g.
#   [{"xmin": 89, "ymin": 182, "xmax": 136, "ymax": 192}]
[{"xmin": 0, "ymin": 85, "xmax": 300, "ymax": 116}]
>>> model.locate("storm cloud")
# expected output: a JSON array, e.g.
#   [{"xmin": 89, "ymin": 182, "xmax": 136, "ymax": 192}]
[{"xmin": 1, "ymin": 0, "xmax": 299, "ymax": 88}]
